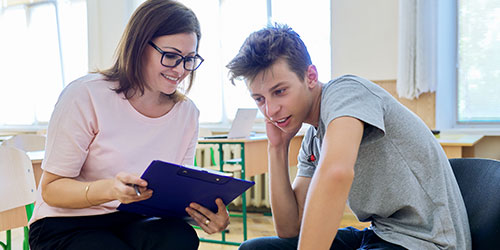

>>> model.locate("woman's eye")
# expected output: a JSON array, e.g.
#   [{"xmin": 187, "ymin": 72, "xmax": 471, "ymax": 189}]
[{"xmin": 164, "ymin": 53, "xmax": 179, "ymax": 59}]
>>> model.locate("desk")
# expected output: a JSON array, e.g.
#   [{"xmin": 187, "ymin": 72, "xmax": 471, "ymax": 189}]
[
  {"xmin": 199, "ymin": 135, "xmax": 303, "ymax": 178},
  {"xmin": 436, "ymin": 134, "xmax": 484, "ymax": 158}
]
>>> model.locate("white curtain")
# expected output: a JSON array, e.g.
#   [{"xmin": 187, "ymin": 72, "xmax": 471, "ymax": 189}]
[{"xmin": 397, "ymin": 0, "xmax": 437, "ymax": 99}]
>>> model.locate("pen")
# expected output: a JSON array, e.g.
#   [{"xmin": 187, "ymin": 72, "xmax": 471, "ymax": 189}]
[{"xmin": 128, "ymin": 184, "xmax": 141, "ymax": 196}]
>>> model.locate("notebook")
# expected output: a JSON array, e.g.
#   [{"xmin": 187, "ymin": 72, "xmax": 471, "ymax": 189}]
[
  {"xmin": 204, "ymin": 108, "xmax": 258, "ymax": 139},
  {"xmin": 117, "ymin": 160, "xmax": 255, "ymax": 218}
]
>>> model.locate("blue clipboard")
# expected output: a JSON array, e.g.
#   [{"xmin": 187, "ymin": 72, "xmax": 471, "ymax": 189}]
[{"xmin": 117, "ymin": 160, "xmax": 255, "ymax": 218}]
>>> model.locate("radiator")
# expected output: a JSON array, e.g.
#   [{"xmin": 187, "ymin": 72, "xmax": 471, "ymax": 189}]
[{"xmin": 195, "ymin": 144, "xmax": 298, "ymax": 210}]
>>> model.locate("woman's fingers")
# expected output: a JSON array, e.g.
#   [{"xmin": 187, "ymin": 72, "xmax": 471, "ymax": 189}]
[{"xmin": 186, "ymin": 199, "xmax": 230, "ymax": 234}]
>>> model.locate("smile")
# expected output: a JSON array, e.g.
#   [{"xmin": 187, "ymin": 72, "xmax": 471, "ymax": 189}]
[
  {"xmin": 161, "ymin": 73, "xmax": 178, "ymax": 81},
  {"xmin": 272, "ymin": 116, "xmax": 291, "ymax": 127}
]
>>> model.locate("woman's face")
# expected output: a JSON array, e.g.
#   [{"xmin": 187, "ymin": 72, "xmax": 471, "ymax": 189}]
[{"xmin": 142, "ymin": 32, "xmax": 198, "ymax": 96}]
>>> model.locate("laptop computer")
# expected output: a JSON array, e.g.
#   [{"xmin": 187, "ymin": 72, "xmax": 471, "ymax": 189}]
[{"xmin": 204, "ymin": 108, "xmax": 258, "ymax": 139}]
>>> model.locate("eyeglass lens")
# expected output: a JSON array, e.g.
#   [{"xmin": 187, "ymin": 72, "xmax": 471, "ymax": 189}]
[{"xmin": 162, "ymin": 53, "xmax": 202, "ymax": 71}]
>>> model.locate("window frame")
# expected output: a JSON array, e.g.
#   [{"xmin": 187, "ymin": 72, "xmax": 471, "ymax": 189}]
[{"xmin": 436, "ymin": 0, "xmax": 500, "ymax": 134}]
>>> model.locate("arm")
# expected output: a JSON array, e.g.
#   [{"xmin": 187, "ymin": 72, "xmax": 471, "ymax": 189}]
[
  {"xmin": 268, "ymin": 144, "xmax": 311, "ymax": 238},
  {"xmin": 264, "ymin": 119, "xmax": 309, "ymax": 237},
  {"xmin": 298, "ymin": 116, "xmax": 364, "ymax": 250},
  {"xmin": 41, "ymin": 171, "xmax": 152, "ymax": 208}
]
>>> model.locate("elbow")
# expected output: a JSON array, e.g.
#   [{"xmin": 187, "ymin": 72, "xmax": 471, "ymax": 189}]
[
  {"xmin": 321, "ymin": 164, "xmax": 354, "ymax": 184},
  {"xmin": 41, "ymin": 183, "xmax": 60, "ymax": 207},
  {"xmin": 276, "ymin": 227, "xmax": 299, "ymax": 239},
  {"xmin": 41, "ymin": 188, "xmax": 55, "ymax": 207},
  {"xmin": 275, "ymin": 218, "xmax": 301, "ymax": 238}
]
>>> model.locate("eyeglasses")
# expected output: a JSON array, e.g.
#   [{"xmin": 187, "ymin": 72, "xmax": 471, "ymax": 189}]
[{"xmin": 148, "ymin": 41, "xmax": 204, "ymax": 71}]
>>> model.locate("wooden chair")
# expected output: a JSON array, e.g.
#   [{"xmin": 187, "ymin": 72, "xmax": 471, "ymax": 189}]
[
  {"xmin": 0, "ymin": 146, "xmax": 37, "ymax": 250},
  {"xmin": 1, "ymin": 134, "xmax": 46, "ymax": 152},
  {"xmin": 449, "ymin": 158, "xmax": 500, "ymax": 250}
]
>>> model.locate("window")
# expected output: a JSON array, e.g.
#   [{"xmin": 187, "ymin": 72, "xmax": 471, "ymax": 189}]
[
  {"xmin": 457, "ymin": 0, "xmax": 500, "ymax": 123},
  {"xmin": 0, "ymin": 0, "xmax": 87, "ymax": 127},
  {"xmin": 180, "ymin": 0, "xmax": 331, "ymax": 123}
]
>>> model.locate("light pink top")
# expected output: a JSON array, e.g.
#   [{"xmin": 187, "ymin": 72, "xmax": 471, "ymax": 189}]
[{"xmin": 30, "ymin": 74, "xmax": 199, "ymax": 223}]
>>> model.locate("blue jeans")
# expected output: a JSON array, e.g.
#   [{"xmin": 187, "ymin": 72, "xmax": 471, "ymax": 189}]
[{"xmin": 239, "ymin": 227, "xmax": 406, "ymax": 250}]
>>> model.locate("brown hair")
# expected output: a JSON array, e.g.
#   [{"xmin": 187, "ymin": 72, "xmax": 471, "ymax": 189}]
[
  {"xmin": 226, "ymin": 24, "xmax": 311, "ymax": 84},
  {"xmin": 100, "ymin": 0, "xmax": 201, "ymax": 102}
]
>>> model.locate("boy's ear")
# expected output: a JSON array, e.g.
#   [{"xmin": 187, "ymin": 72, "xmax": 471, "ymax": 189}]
[{"xmin": 305, "ymin": 65, "xmax": 318, "ymax": 88}]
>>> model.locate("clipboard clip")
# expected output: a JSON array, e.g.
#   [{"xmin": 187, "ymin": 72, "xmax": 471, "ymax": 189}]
[{"xmin": 177, "ymin": 168, "xmax": 230, "ymax": 184}]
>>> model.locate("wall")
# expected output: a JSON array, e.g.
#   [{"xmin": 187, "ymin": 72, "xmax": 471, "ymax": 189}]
[
  {"xmin": 330, "ymin": 0, "xmax": 499, "ymax": 160},
  {"xmin": 86, "ymin": 0, "xmax": 138, "ymax": 71},
  {"xmin": 331, "ymin": 0, "xmax": 398, "ymax": 80},
  {"xmin": 85, "ymin": 0, "xmax": 498, "ymax": 160}
]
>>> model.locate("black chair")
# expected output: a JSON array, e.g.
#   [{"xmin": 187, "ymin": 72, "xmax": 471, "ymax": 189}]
[{"xmin": 449, "ymin": 158, "xmax": 500, "ymax": 250}]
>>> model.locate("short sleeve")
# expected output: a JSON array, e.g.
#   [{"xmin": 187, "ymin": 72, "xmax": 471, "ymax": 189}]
[
  {"xmin": 296, "ymin": 127, "xmax": 317, "ymax": 178},
  {"xmin": 321, "ymin": 77, "xmax": 386, "ymax": 144},
  {"xmin": 181, "ymin": 105, "xmax": 200, "ymax": 166},
  {"xmin": 42, "ymin": 80, "xmax": 98, "ymax": 177}
]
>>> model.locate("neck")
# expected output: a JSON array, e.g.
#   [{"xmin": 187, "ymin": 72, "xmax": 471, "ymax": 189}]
[
  {"xmin": 128, "ymin": 89, "xmax": 176, "ymax": 118},
  {"xmin": 304, "ymin": 81, "xmax": 323, "ymax": 127}
]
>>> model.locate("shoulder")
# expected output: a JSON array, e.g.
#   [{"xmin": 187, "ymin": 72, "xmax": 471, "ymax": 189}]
[
  {"xmin": 61, "ymin": 74, "xmax": 113, "ymax": 96},
  {"xmin": 175, "ymin": 97, "xmax": 200, "ymax": 117},
  {"xmin": 59, "ymin": 74, "xmax": 119, "ymax": 102},
  {"xmin": 324, "ymin": 75, "xmax": 377, "ymax": 92}
]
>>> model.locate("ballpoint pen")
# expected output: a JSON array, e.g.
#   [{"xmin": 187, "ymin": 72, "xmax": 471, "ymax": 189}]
[{"xmin": 127, "ymin": 184, "xmax": 141, "ymax": 196}]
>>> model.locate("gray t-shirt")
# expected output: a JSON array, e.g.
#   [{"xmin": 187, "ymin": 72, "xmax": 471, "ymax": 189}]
[{"xmin": 297, "ymin": 75, "xmax": 471, "ymax": 249}]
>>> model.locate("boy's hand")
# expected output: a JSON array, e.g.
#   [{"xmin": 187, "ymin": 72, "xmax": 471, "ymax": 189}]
[{"xmin": 265, "ymin": 118, "xmax": 301, "ymax": 148}]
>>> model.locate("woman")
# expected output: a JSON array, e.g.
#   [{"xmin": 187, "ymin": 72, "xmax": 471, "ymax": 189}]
[{"xmin": 28, "ymin": 1, "xmax": 229, "ymax": 249}]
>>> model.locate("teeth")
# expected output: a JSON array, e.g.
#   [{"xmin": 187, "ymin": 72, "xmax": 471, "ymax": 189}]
[
  {"xmin": 162, "ymin": 73, "xmax": 178, "ymax": 81},
  {"xmin": 277, "ymin": 118, "xmax": 287, "ymax": 123}
]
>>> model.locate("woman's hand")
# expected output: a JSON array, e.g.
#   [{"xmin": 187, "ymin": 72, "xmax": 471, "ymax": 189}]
[
  {"xmin": 185, "ymin": 198, "xmax": 230, "ymax": 234},
  {"xmin": 111, "ymin": 172, "xmax": 153, "ymax": 204}
]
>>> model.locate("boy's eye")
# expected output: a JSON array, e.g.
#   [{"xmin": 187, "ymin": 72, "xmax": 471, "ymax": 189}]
[
  {"xmin": 254, "ymin": 97, "xmax": 263, "ymax": 103},
  {"xmin": 275, "ymin": 89, "xmax": 285, "ymax": 95}
]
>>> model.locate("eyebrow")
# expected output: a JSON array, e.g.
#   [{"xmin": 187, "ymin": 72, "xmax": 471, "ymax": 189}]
[
  {"xmin": 161, "ymin": 46, "xmax": 196, "ymax": 56},
  {"xmin": 251, "ymin": 82, "xmax": 286, "ymax": 98}
]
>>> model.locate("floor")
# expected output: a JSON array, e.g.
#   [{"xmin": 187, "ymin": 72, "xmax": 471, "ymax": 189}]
[{"xmin": 3, "ymin": 209, "xmax": 369, "ymax": 250}]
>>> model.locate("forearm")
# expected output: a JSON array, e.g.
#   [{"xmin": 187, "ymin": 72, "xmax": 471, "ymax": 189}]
[
  {"xmin": 42, "ymin": 178, "xmax": 115, "ymax": 208},
  {"xmin": 268, "ymin": 145, "xmax": 301, "ymax": 237},
  {"xmin": 298, "ymin": 165, "xmax": 353, "ymax": 249}
]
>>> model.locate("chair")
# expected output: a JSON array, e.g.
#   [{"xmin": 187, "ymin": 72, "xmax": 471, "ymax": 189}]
[
  {"xmin": 449, "ymin": 158, "xmax": 500, "ymax": 250},
  {"xmin": 0, "ymin": 146, "xmax": 37, "ymax": 250},
  {"xmin": 1, "ymin": 134, "xmax": 46, "ymax": 152}
]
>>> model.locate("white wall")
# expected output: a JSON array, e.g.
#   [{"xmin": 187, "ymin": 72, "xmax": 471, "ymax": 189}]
[
  {"xmin": 86, "ymin": 0, "xmax": 138, "ymax": 71},
  {"xmin": 331, "ymin": 0, "xmax": 398, "ymax": 80},
  {"xmin": 87, "ymin": 0, "xmax": 399, "ymax": 80}
]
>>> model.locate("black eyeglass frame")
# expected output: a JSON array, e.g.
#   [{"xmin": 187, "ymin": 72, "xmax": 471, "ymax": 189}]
[{"xmin": 148, "ymin": 41, "xmax": 204, "ymax": 71}]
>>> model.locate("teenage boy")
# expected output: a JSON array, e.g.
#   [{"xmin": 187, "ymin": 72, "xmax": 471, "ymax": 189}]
[{"xmin": 227, "ymin": 24, "xmax": 471, "ymax": 250}]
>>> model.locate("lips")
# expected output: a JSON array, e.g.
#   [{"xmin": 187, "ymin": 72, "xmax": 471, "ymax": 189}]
[
  {"xmin": 272, "ymin": 115, "xmax": 291, "ymax": 128},
  {"xmin": 161, "ymin": 73, "xmax": 179, "ymax": 83}
]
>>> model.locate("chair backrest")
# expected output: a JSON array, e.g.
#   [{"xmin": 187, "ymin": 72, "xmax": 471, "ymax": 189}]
[
  {"xmin": 449, "ymin": 158, "xmax": 500, "ymax": 250},
  {"xmin": 0, "ymin": 145, "xmax": 37, "ymax": 214},
  {"xmin": 1, "ymin": 134, "xmax": 46, "ymax": 152}
]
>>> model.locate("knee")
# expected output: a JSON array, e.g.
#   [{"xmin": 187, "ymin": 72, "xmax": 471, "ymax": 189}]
[
  {"xmin": 163, "ymin": 220, "xmax": 199, "ymax": 250},
  {"xmin": 139, "ymin": 218, "xmax": 199, "ymax": 250},
  {"xmin": 238, "ymin": 237, "xmax": 270, "ymax": 250},
  {"xmin": 238, "ymin": 240, "xmax": 259, "ymax": 250},
  {"xmin": 176, "ymin": 223, "xmax": 200, "ymax": 250}
]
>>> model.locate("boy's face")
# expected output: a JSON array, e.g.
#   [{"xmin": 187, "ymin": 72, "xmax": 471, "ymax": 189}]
[{"xmin": 247, "ymin": 59, "xmax": 316, "ymax": 133}]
